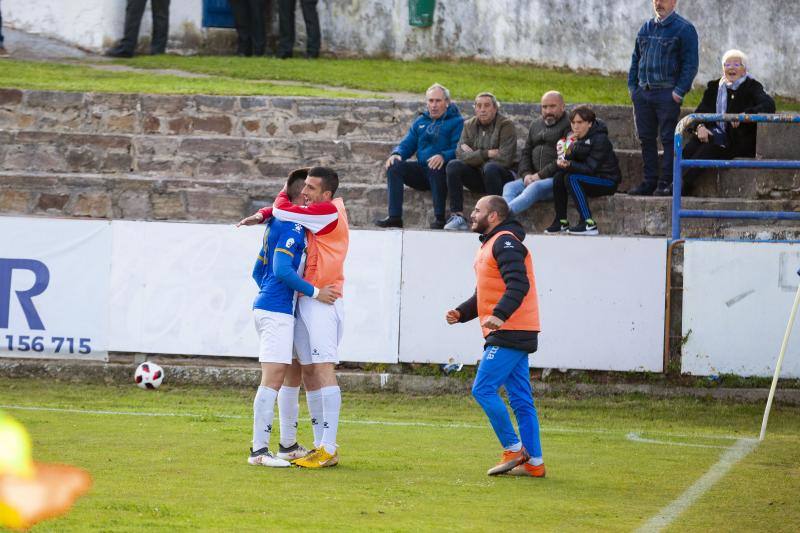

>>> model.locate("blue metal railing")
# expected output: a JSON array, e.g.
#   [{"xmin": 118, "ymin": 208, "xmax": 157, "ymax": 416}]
[{"xmin": 671, "ymin": 113, "xmax": 800, "ymax": 240}]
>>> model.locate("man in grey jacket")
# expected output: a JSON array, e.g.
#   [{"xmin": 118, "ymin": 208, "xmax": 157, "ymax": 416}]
[
  {"xmin": 445, "ymin": 93, "xmax": 517, "ymax": 231},
  {"xmin": 502, "ymin": 91, "xmax": 571, "ymax": 216}
]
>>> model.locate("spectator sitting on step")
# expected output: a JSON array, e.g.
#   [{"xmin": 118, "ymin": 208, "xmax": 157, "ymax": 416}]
[
  {"xmin": 545, "ymin": 106, "xmax": 621, "ymax": 236},
  {"xmin": 375, "ymin": 83, "xmax": 464, "ymax": 230},
  {"xmin": 677, "ymin": 49, "xmax": 776, "ymax": 196},
  {"xmin": 443, "ymin": 92, "xmax": 517, "ymax": 231},
  {"xmin": 502, "ymin": 90, "xmax": 571, "ymax": 220}
]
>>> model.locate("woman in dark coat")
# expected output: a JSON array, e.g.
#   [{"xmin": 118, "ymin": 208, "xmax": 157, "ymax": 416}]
[{"xmin": 681, "ymin": 49, "xmax": 776, "ymax": 190}]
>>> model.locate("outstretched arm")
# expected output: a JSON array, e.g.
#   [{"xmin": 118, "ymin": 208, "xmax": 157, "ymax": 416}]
[{"xmin": 270, "ymin": 191, "xmax": 339, "ymax": 235}]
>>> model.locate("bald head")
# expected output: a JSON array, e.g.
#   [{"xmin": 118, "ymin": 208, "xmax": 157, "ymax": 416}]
[
  {"xmin": 540, "ymin": 91, "xmax": 565, "ymax": 126},
  {"xmin": 470, "ymin": 195, "xmax": 510, "ymax": 234}
]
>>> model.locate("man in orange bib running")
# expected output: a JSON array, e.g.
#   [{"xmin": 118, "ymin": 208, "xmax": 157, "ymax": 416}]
[{"xmin": 445, "ymin": 195, "xmax": 546, "ymax": 478}]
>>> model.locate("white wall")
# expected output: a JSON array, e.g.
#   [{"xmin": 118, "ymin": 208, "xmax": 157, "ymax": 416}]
[
  {"xmin": 2, "ymin": 0, "xmax": 202, "ymax": 50},
  {"xmin": 682, "ymin": 241, "xmax": 800, "ymax": 378},
  {"xmin": 0, "ymin": 216, "xmax": 668, "ymax": 371},
  {"xmin": 2, "ymin": 1, "xmax": 797, "ymax": 96}
]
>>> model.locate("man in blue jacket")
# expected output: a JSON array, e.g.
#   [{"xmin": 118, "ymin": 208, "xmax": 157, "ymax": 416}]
[
  {"xmin": 375, "ymin": 83, "xmax": 464, "ymax": 229},
  {"xmin": 627, "ymin": 0, "xmax": 698, "ymax": 196}
]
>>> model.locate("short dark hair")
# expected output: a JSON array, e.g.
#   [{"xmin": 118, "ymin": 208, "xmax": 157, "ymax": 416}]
[
  {"xmin": 484, "ymin": 195, "xmax": 510, "ymax": 222},
  {"xmin": 308, "ymin": 166, "xmax": 339, "ymax": 196},
  {"xmin": 286, "ymin": 168, "xmax": 309, "ymax": 202},
  {"xmin": 569, "ymin": 105, "xmax": 596, "ymax": 124}
]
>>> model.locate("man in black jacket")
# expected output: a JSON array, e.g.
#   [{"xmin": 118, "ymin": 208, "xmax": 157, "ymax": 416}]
[
  {"xmin": 445, "ymin": 196, "xmax": 546, "ymax": 478},
  {"xmin": 105, "ymin": 0, "xmax": 170, "ymax": 58},
  {"xmin": 503, "ymin": 91, "xmax": 572, "ymax": 216}
]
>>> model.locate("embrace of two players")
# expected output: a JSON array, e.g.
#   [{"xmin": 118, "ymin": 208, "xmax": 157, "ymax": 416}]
[{"xmin": 237, "ymin": 166, "xmax": 348, "ymax": 469}]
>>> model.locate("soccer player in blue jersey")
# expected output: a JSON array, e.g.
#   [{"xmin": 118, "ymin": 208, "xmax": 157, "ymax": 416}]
[{"xmin": 245, "ymin": 174, "xmax": 340, "ymax": 467}]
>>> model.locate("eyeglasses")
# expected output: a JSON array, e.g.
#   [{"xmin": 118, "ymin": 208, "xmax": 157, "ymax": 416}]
[{"xmin": 724, "ymin": 62, "xmax": 744, "ymax": 68}]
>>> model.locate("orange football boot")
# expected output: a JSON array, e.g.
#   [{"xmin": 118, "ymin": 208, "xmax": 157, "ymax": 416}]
[{"xmin": 486, "ymin": 448, "xmax": 530, "ymax": 476}]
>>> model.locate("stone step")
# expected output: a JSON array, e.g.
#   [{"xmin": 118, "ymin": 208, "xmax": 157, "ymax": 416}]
[
  {"xmin": 0, "ymin": 89, "xmax": 644, "ymax": 149},
  {"xmin": 7, "ymin": 128, "xmax": 799, "ymax": 199},
  {"xmin": 2, "ymin": 171, "xmax": 798, "ymax": 239}
]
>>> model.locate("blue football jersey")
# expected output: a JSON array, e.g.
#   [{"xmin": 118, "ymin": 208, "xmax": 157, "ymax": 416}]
[{"xmin": 252, "ymin": 219, "xmax": 307, "ymax": 315}]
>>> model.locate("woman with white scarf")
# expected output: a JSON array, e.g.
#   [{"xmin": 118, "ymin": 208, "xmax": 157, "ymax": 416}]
[{"xmin": 679, "ymin": 49, "xmax": 775, "ymax": 194}]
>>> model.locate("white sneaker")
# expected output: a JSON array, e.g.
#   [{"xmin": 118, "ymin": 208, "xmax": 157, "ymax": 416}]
[
  {"xmin": 276, "ymin": 442, "xmax": 311, "ymax": 462},
  {"xmin": 444, "ymin": 214, "xmax": 469, "ymax": 231},
  {"xmin": 248, "ymin": 447, "xmax": 291, "ymax": 467}
]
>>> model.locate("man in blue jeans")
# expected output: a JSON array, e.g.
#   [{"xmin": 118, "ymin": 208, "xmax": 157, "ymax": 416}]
[
  {"xmin": 374, "ymin": 83, "xmax": 463, "ymax": 230},
  {"xmin": 627, "ymin": 0, "xmax": 698, "ymax": 196},
  {"xmin": 502, "ymin": 91, "xmax": 571, "ymax": 217}
]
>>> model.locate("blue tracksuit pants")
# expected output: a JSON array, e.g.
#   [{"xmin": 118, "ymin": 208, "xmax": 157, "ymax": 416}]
[{"xmin": 471, "ymin": 345, "xmax": 543, "ymax": 458}]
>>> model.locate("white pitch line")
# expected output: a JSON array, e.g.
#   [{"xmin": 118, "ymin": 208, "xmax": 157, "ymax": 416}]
[
  {"xmin": 636, "ymin": 438, "xmax": 758, "ymax": 532},
  {"xmin": 0, "ymin": 404, "xmax": 746, "ymax": 444},
  {"xmin": 626, "ymin": 432, "xmax": 732, "ymax": 450}
]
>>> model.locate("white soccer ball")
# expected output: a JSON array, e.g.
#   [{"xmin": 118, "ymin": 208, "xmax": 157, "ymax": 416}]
[{"xmin": 134, "ymin": 362, "xmax": 164, "ymax": 390}]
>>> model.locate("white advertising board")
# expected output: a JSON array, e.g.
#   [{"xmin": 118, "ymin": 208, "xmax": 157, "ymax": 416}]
[
  {"xmin": 0, "ymin": 216, "xmax": 111, "ymax": 361},
  {"xmin": 109, "ymin": 221, "xmax": 259, "ymax": 357},
  {"xmin": 400, "ymin": 232, "xmax": 667, "ymax": 371},
  {"xmin": 109, "ymin": 222, "xmax": 401, "ymax": 363},
  {"xmin": 339, "ymin": 230, "xmax": 402, "ymax": 363},
  {"xmin": 682, "ymin": 241, "xmax": 800, "ymax": 377}
]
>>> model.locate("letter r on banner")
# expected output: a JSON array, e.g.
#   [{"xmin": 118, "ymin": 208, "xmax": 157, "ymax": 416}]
[{"xmin": 0, "ymin": 258, "xmax": 50, "ymax": 330}]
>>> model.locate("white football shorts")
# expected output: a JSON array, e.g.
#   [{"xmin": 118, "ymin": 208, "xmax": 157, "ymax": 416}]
[
  {"xmin": 253, "ymin": 309, "xmax": 295, "ymax": 364},
  {"xmin": 294, "ymin": 297, "xmax": 344, "ymax": 365}
]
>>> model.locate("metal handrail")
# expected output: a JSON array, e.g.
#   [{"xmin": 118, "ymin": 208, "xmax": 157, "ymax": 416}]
[{"xmin": 671, "ymin": 113, "xmax": 800, "ymax": 240}]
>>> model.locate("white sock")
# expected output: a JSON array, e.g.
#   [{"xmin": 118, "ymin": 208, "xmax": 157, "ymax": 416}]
[
  {"xmin": 305, "ymin": 389, "xmax": 324, "ymax": 448},
  {"xmin": 505, "ymin": 442, "xmax": 522, "ymax": 452},
  {"xmin": 277, "ymin": 386, "xmax": 300, "ymax": 448},
  {"xmin": 252, "ymin": 386, "xmax": 278, "ymax": 452},
  {"xmin": 320, "ymin": 385, "xmax": 341, "ymax": 454},
  {"xmin": 529, "ymin": 456, "xmax": 544, "ymax": 466}
]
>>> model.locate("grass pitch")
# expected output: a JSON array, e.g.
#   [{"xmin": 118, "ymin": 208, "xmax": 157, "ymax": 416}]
[{"xmin": 1, "ymin": 378, "xmax": 799, "ymax": 532}]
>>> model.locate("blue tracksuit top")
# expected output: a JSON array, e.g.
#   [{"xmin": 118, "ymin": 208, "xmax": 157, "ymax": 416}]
[
  {"xmin": 252, "ymin": 218, "xmax": 314, "ymax": 315},
  {"xmin": 627, "ymin": 11, "xmax": 699, "ymax": 98},
  {"xmin": 392, "ymin": 102, "xmax": 463, "ymax": 165}
]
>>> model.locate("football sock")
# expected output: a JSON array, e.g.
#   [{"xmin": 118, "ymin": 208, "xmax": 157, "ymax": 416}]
[
  {"xmin": 305, "ymin": 389, "xmax": 324, "ymax": 448},
  {"xmin": 252, "ymin": 386, "xmax": 278, "ymax": 452},
  {"xmin": 505, "ymin": 441, "xmax": 522, "ymax": 453},
  {"xmin": 529, "ymin": 456, "xmax": 544, "ymax": 466},
  {"xmin": 320, "ymin": 385, "xmax": 341, "ymax": 454},
  {"xmin": 277, "ymin": 385, "xmax": 300, "ymax": 448}
]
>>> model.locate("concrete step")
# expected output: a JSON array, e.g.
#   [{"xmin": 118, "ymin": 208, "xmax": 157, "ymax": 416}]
[
  {"xmin": 0, "ymin": 89, "xmax": 644, "ymax": 149},
  {"xmin": 2, "ymin": 171, "xmax": 798, "ymax": 239},
  {"xmin": 7, "ymin": 129, "xmax": 798, "ymax": 199}
]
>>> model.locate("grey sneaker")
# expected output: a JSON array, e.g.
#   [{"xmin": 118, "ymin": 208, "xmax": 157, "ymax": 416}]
[
  {"xmin": 277, "ymin": 442, "xmax": 311, "ymax": 462},
  {"xmin": 444, "ymin": 214, "xmax": 469, "ymax": 231},
  {"xmin": 248, "ymin": 447, "xmax": 291, "ymax": 467}
]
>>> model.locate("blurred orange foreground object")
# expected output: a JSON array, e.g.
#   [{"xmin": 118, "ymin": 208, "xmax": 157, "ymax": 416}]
[
  {"xmin": 0, "ymin": 412, "xmax": 92, "ymax": 530},
  {"xmin": 0, "ymin": 463, "xmax": 92, "ymax": 530}
]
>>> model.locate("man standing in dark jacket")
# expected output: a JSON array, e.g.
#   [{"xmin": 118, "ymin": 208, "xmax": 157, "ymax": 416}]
[
  {"xmin": 444, "ymin": 93, "xmax": 517, "ymax": 231},
  {"xmin": 627, "ymin": 0, "xmax": 698, "ymax": 196},
  {"xmin": 503, "ymin": 91, "xmax": 571, "ymax": 216},
  {"xmin": 105, "ymin": 0, "xmax": 171, "ymax": 58},
  {"xmin": 445, "ymin": 195, "xmax": 545, "ymax": 478}
]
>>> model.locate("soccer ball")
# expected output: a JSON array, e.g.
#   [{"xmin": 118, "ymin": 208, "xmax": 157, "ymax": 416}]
[{"xmin": 134, "ymin": 362, "xmax": 164, "ymax": 390}]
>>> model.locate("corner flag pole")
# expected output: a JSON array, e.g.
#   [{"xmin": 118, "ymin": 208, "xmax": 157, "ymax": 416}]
[{"xmin": 759, "ymin": 267, "xmax": 800, "ymax": 441}]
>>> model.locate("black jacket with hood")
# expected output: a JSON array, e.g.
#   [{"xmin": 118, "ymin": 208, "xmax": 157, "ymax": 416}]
[
  {"xmin": 564, "ymin": 119, "xmax": 621, "ymax": 184},
  {"xmin": 456, "ymin": 219, "xmax": 539, "ymax": 354}
]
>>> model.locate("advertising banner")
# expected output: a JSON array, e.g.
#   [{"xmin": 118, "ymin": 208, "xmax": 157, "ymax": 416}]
[{"xmin": 0, "ymin": 216, "xmax": 111, "ymax": 361}]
